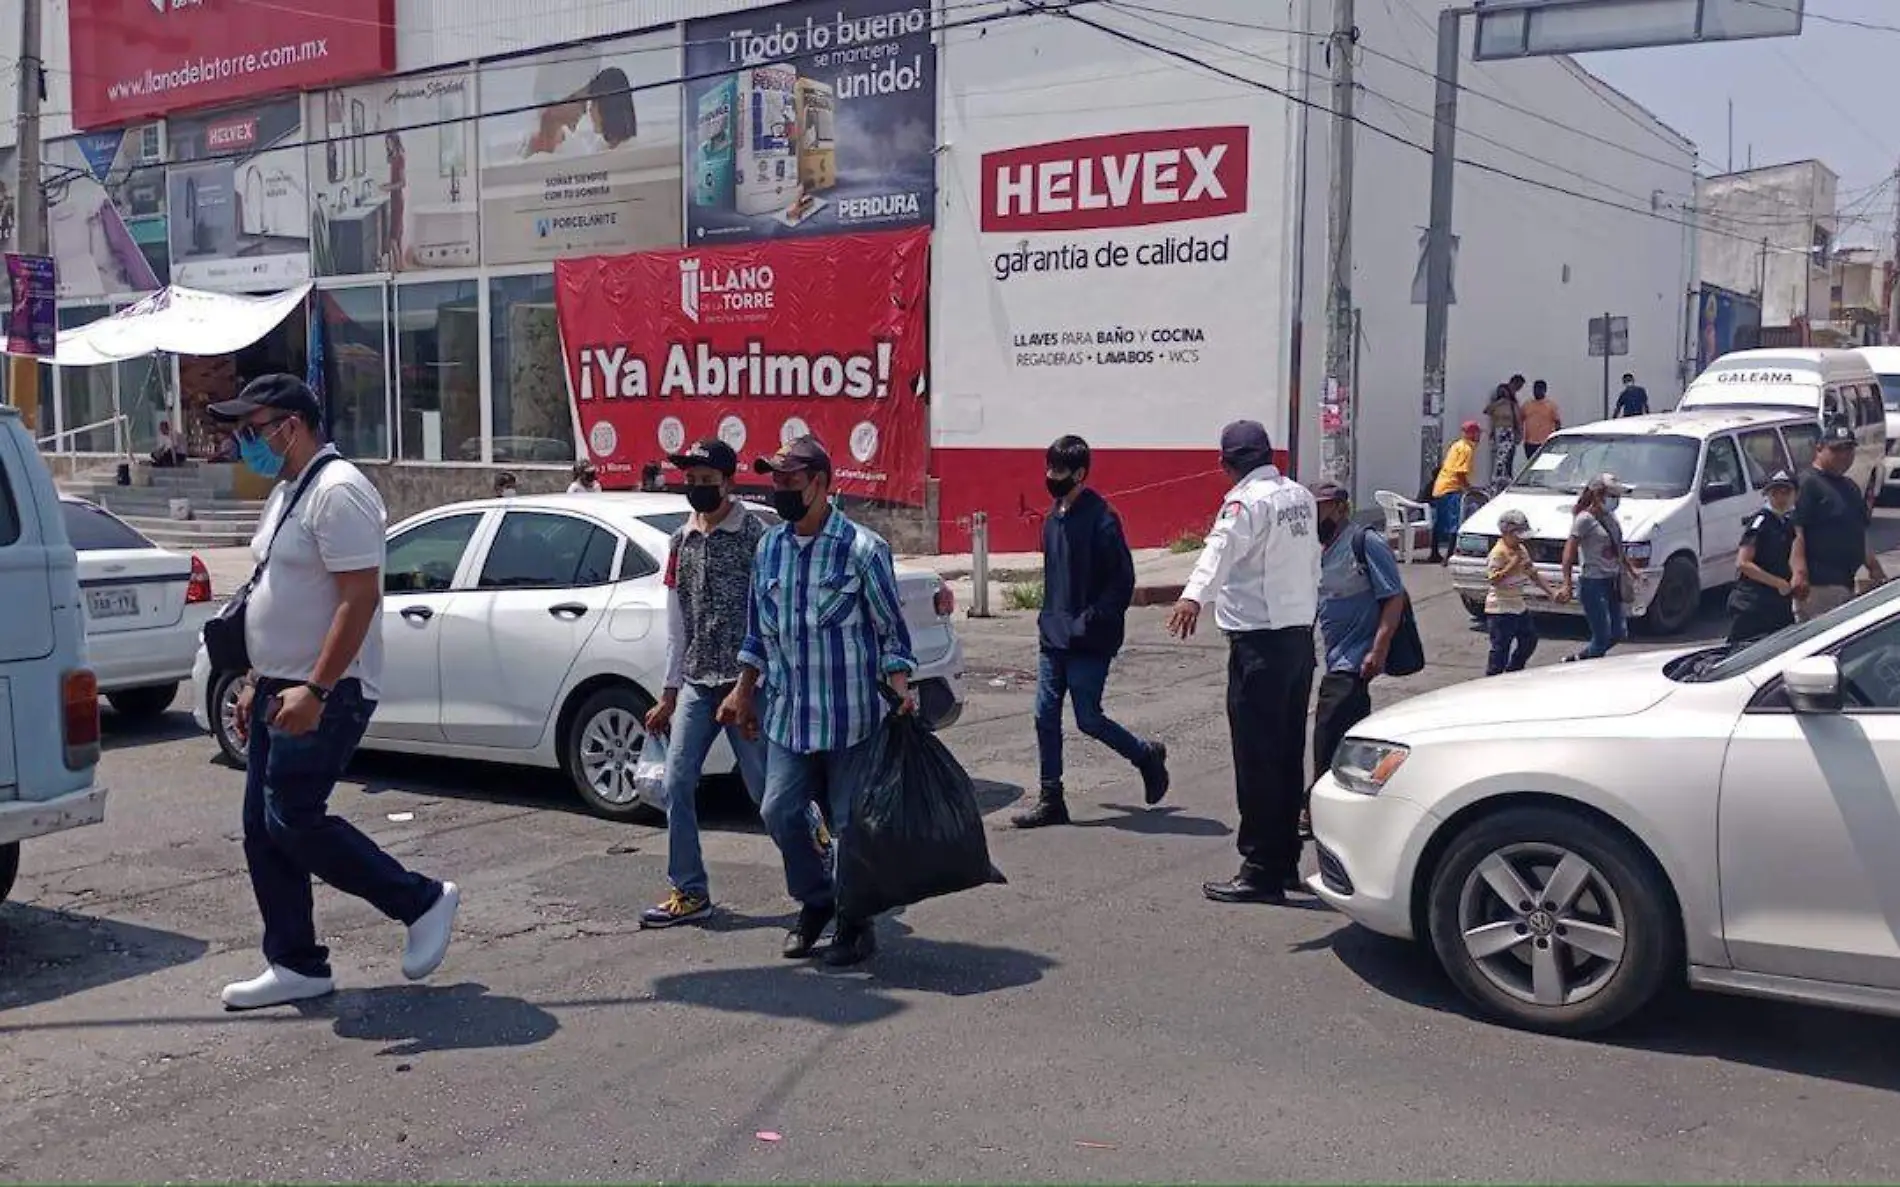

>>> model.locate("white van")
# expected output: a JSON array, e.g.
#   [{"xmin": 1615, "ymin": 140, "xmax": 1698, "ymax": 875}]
[
  {"xmin": 1852, "ymin": 345, "xmax": 1900, "ymax": 497},
  {"xmin": 1677, "ymin": 348, "xmax": 1885, "ymax": 504},
  {"xmin": 1451, "ymin": 408, "xmax": 1819, "ymax": 636}
]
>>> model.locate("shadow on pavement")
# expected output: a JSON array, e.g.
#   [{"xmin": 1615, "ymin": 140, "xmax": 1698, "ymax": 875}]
[
  {"xmin": 1072, "ymin": 804, "xmax": 1231, "ymax": 837},
  {"xmin": 1325, "ymin": 920, "xmax": 1900, "ymax": 1092},
  {"xmin": 322, "ymin": 982, "xmax": 561, "ymax": 1056},
  {"xmin": 972, "ymin": 778, "xmax": 1027, "ymax": 817},
  {"xmin": 0, "ymin": 905, "xmax": 209, "ymax": 1013},
  {"xmin": 99, "ymin": 708, "xmax": 207, "ymax": 752}
]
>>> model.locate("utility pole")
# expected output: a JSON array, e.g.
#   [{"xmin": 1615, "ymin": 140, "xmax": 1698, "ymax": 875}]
[
  {"xmin": 1889, "ymin": 162, "xmax": 1899, "ymax": 343},
  {"xmin": 1416, "ymin": 5, "xmax": 1463, "ymax": 494},
  {"xmin": 1320, "ymin": 0, "xmax": 1357, "ymax": 491},
  {"xmin": 7, "ymin": 0, "xmax": 46, "ymax": 434}
]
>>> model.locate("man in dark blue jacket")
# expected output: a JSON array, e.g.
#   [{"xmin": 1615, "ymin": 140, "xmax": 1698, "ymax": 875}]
[{"xmin": 1015, "ymin": 436, "xmax": 1170, "ymax": 828}]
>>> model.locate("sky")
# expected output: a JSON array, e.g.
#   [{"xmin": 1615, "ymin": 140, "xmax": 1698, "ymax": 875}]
[{"xmin": 1580, "ymin": 0, "xmax": 1899, "ymax": 248}]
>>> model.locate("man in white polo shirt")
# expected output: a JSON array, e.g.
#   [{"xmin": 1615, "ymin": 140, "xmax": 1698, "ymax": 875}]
[{"xmin": 210, "ymin": 374, "xmax": 459, "ymax": 1011}]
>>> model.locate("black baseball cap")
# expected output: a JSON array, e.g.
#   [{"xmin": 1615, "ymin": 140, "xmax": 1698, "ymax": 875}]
[
  {"xmin": 668, "ymin": 438, "xmax": 738, "ymax": 476},
  {"xmin": 754, "ymin": 436, "xmax": 833, "ymax": 476},
  {"xmin": 207, "ymin": 373, "xmax": 322, "ymax": 424},
  {"xmin": 1218, "ymin": 419, "xmax": 1273, "ymax": 459},
  {"xmin": 1765, "ymin": 469, "xmax": 1797, "ymax": 489},
  {"xmin": 1821, "ymin": 424, "xmax": 1857, "ymax": 449}
]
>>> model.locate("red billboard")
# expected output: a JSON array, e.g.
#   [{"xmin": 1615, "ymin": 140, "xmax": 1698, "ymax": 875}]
[
  {"xmin": 557, "ymin": 229, "xmax": 930, "ymax": 505},
  {"xmin": 68, "ymin": 0, "xmax": 396, "ymax": 130}
]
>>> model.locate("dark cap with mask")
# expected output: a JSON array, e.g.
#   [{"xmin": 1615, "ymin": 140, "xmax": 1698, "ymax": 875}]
[
  {"xmin": 668, "ymin": 438, "xmax": 739, "ymax": 476},
  {"xmin": 208, "ymin": 373, "xmax": 322, "ymax": 425},
  {"xmin": 1820, "ymin": 424, "xmax": 1857, "ymax": 449},
  {"xmin": 754, "ymin": 436, "xmax": 833, "ymax": 477},
  {"xmin": 1218, "ymin": 420, "xmax": 1275, "ymax": 473}
]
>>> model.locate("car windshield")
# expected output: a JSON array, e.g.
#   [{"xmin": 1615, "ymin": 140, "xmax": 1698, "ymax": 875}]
[
  {"xmin": 1509, "ymin": 434, "xmax": 1698, "ymax": 499},
  {"xmin": 1879, "ymin": 374, "xmax": 1900, "ymax": 412},
  {"xmin": 1674, "ymin": 580, "xmax": 1900, "ymax": 682},
  {"xmin": 61, "ymin": 501, "xmax": 154, "ymax": 552}
]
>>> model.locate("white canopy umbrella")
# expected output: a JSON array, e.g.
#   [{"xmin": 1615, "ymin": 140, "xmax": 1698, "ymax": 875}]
[{"xmin": 43, "ymin": 283, "xmax": 312, "ymax": 367}]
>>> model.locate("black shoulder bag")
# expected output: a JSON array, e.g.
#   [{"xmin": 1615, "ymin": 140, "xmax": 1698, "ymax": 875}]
[
  {"xmin": 1352, "ymin": 527, "xmax": 1426, "ymax": 677},
  {"xmin": 201, "ymin": 455, "xmax": 339, "ymax": 674}
]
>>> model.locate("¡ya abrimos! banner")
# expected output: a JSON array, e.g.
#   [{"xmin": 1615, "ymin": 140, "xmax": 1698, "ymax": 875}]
[{"xmin": 556, "ymin": 228, "xmax": 929, "ymax": 505}]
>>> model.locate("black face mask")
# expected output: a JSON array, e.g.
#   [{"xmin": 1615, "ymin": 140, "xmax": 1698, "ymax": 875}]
[
  {"xmin": 771, "ymin": 487, "xmax": 812, "ymax": 523},
  {"xmin": 686, "ymin": 485, "xmax": 725, "ymax": 514},
  {"xmin": 1046, "ymin": 475, "xmax": 1076, "ymax": 500},
  {"xmin": 1318, "ymin": 516, "xmax": 1342, "ymax": 545}
]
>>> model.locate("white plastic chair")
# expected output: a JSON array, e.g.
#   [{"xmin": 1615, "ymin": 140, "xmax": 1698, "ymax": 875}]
[{"xmin": 1375, "ymin": 489, "xmax": 1433, "ymax": 563}]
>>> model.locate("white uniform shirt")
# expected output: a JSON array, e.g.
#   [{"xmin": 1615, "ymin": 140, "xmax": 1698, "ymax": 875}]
[
  {"xmin": 245, "ymin": 446, "xmax": 388, "ymax": 700},
  {"xmin": 1181, "ymin": 464, "xmax": 1321, "ymax": 632}
]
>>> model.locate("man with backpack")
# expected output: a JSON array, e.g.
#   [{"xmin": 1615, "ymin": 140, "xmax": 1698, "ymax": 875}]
[{"xmin": 1306, "ymin": 481, "xmax": 1411, "ymax": 845}]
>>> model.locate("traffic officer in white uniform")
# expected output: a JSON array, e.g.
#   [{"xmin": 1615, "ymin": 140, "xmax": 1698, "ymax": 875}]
[{"xmin": 1167, "ymin": 420, "xmax": 1321, "ymax": 905}]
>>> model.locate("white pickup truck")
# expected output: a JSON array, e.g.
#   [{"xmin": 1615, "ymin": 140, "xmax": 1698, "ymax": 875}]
[{"xmin": 0, "ymin": 406, "xmax": 106, "ymax": 903}]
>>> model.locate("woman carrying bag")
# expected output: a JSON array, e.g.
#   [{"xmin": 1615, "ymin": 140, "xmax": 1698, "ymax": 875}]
[{"xmin": 1557, "ymin": 473, "xmax": 1641, "ymax": 662}]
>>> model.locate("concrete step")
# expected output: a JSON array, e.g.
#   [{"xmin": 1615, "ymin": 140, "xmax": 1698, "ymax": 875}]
[{"xmin": 125, "ymin": 519, "xmax": 259, "ymax": 549}]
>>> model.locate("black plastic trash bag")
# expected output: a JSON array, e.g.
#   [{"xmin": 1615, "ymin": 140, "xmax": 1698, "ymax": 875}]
[{"xmin": 836, "ymin": 708, "xmax": 1007, "ymax": 920}]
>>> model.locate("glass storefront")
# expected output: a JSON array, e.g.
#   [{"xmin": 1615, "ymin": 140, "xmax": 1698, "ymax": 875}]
[
  {"xmin": 488, "ymin": 273, "xmax": 574, "ymax": 464},
  {"xmin": 319, "ymin": 287, "xmax": 392, "ymax": 461},
  {"xmin": 57, "ymin": 306, "xmax": 120, "ymax": 453},
  {"xmin": 395, "ymin": 280, "xmax": 481, "ymax": 463}
]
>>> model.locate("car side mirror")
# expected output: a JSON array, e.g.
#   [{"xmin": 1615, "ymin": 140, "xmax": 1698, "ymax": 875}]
[
  {"xmin": 1701, "ymin": 478, "xmax": 1739, "ymax": 503},
  {"xmin": 1784, "ymin": 656, "xmax": 1844, "ymax": 714}
]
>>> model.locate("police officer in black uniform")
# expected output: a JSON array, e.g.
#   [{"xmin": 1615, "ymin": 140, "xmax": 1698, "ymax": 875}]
[{"xmin": 1728, "ymin": 469, "xmax": 1798, "ymax": 645}]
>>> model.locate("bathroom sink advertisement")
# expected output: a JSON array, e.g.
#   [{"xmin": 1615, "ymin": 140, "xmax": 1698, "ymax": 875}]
[
  {"xmin": 479, "ymin": 28, "xmax": 685, "ymax": 266},
  {"xmin": 682, "ymin": 0, "xmax": 936, "ymax": 244},
  {"xmin": 167, "ymin": 100, "xmax": 311, "ymax": 291},
  {"xmin": 555, "ymin": 229, "xmax": 929, "ymax": 504},
  {"xmin": 305, "ymin": 67, "xmax": 479, "ymax": 275}
]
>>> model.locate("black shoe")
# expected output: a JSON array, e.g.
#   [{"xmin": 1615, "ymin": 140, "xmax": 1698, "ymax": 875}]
[
  {"xmin": 782, "ymin": 903, "xmax": 835, "ymax": 959},
  {"xmin": 1283, "ymin": 871, "xmax": 1308, "ymax": 894},
  {"xmin": 1011, "ymin": 794, "xmax": 1071, "ymax": 829},
  {"xmin": 824, "ymin": 918, "xmax": 878, "ymax": 967},
  {"xmin": 1140, "ymin": 742, "xmax": 1171, "ymax": 806},
  {"xmin": 1202, "ymin": 877, "xmax": 1287, "ymax": 905}
]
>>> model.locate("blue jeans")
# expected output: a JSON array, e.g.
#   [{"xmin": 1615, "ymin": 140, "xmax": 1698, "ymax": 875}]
[
  {"xmin": 1577, "ymin": 576, "xmax": 1626, "ymax": 659},
  {"xmin": 1432, "ymin": 492, "xmax": 1465, "ymax": 552},
  {"xmin": 663, "ymin": 681, "xmax": 768, "ymax": 900},
  {"xmin": 760, "ymin": 733, "xmax": 880, "ymax": 915},
  {"xmin": 1035, "ymin": 649, "xmax": 1148, "ymax": 792},
  {"xmin": 242, "ymin": 678, "xmax": 441, "ymax": 980},
  {"xmin": 1485, "ymin": 611, "xmax": 1538, "ymax": 675}
]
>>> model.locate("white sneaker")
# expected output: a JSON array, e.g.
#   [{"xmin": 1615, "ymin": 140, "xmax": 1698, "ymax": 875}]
[
  {"xmin": 402, "ymin": 881, "xmax": 460, "ymax": 981},
  {"xmin": 221, "ymin": 964, "xmax": 335, "ymax": 1011}
]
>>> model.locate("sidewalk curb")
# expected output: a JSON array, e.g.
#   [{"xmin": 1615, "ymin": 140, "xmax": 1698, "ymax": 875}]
[{"xmin": 1131, "ymin": 583, "xmax": 1185, "ymax": 607}]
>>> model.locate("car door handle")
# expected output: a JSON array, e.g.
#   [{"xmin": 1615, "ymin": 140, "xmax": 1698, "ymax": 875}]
[
  {"xmin": 400, "ymin": 606, "xmax": 435, "ymax": 622},
  {"xmin": 549, "ymin": 602, "xmax": 589, "ymax": 620}
]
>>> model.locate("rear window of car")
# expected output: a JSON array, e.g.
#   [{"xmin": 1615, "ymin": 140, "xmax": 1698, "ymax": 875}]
[
  {"xmin": 638, "ymin": 500, "xmax": 783, "ymax": 539},
  {"xmin": 61, "ymin": 502, "xmax": 153, "ymax": 552}
]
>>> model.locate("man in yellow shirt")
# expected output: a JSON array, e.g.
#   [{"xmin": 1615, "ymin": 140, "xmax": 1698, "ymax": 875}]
[
  {"xmin": 1428, "ymin": 420, "xmax": 1481, "ymax": 563},
  {"xmin": 1520, "ymin": 380, "xmax": 1562, "ymax": 463}
]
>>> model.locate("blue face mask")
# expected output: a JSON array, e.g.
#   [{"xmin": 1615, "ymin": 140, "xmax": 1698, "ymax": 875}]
[{"xmin": 239, "ymin": 428, "xmax": 286, "ymax": 479}]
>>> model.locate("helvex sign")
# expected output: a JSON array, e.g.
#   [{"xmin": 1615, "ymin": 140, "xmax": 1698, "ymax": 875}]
[
  {"xmin": 68, "ymin": 0, "xmax": 395, "ymax": 130},
  {"xmin": 981, "ymin": 126, "xmax": 1249, "ymax": 233}
]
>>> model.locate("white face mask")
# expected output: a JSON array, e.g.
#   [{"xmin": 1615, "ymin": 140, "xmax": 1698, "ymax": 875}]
[{"xmin": 1602, "ymin": 495, "xmax": 1621, "ymax": 512}]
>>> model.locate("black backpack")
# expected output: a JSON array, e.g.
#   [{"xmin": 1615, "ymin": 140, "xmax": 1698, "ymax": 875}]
[{"xmin": 1351, "ymin": 527, "xmax": 1426, "ymax": 678}]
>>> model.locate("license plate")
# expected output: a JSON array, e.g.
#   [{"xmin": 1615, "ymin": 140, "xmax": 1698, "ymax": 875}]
[{"xmin": 87, "ymin": 587, "xmax": 140, "ymax": 619}]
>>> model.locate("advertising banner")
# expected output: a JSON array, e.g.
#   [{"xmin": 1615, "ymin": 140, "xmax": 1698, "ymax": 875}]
[
  {"xmin": 556, "ymin": 229, "xmax": 929, "ymax": 504},
  {"xmin": 68, "ymin": 0, "xmax": 396, "ymax": 130},
  {"xmin": 682, "ymin": 0, "xmax": 935, "ymax": 244},
  {"xmin": 307, "ymin": 68, "xmax": 479, "ymax": 275},
  {"xmin": 5, "ymin": 255, "xmax": 57, "ymax": 358},
  {"xmin": 1696, "ymin": 284, "xmax": 1762, "ymax": 372},
  {"xmin": 480, "ymin": 28, "xmax": 684, "ymax": 265},
  {"xmin": 0, "ymin": 133, "xmax": 167, "ymax": 303},
  {"xmin": 168, "ymin": 99, "xmax": 311, "ymax": 291}
]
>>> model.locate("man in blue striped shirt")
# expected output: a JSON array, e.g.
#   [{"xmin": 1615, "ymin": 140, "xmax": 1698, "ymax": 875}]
[{"xmin": 719, "ymin": 436, "xmax": 917, "ymax": 966}]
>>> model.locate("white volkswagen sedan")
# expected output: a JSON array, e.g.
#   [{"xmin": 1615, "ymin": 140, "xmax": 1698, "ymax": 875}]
[
  {"xmin": 64, "ymin": 496, "xmax": 215, "ymax": 720},
  {"xmin": 1312, "ymin": 581, "xmax": 1900, "ymax": 1035},
  {"xmin": 192, "ymin": 492, "xmax": 965, "ymax": 820}
]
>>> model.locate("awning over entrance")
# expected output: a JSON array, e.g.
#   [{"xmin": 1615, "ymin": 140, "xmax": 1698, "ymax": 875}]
[{"xmin": 44, "ymin": 284, "xmax": 313, "ymax": 367}]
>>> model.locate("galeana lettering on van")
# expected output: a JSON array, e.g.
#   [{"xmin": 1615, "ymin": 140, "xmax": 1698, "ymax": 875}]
[{"xmin": 1715, "ymin": 370, "xmax": 1798, "ymax": 384}]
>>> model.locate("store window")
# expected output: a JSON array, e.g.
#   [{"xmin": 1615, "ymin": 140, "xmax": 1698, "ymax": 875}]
[
  {"xmin": 396, "ymin": 280, "xmax": 480, "ymax": 462},
  {"xmin": 319, "ymin": 287, "xmax": 392, "ymax": 461},
  {"xmin": 58, "ymin": 307, "xmax": 118, "ymax": 452},
  {"xmin": 116, "ymin": 350, "xmax": 176, "ymax": 455},
  {"xmin": 489, "ymin": 273, "xmax": 575, "ymax": 464}
]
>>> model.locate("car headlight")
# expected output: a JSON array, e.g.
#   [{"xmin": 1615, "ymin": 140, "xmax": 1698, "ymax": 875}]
[
  {"xmin": 1624, "ymin": 540, "xmax": 1653, "ymax": 568},
  {"xmin": 1455, "ymin": 532, "xmax": 1492, "ymax": 558},
  {"xmin": 1332, "ymin": 738, "xmax": 1410, "ymax": 796}
]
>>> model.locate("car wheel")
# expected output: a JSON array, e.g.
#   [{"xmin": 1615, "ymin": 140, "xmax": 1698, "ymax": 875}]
[
  {"xmin": 563, "ymin": 685, "xmax": 665, "ymax": 824},
  {"xmin": 105, "ymin": 682, "xmax": 180, "ymax": 722},
  {"xmin": 211, "ymin": 670, "xmax": 249, "ymax": 769},
  {"xmin": 0, "ymin": 842, "xmax": 17, "ymax": 902},
  {"xmin": 1640, "ymin": 555, "xmax": 1699, "ymax": 637},
  {"xmin": 1426, "ymin": 806, "xmax": 1679, "ymax": 1036}
]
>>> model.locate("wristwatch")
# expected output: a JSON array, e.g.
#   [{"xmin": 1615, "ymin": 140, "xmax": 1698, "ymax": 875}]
[{"xmin": 300, "ymin": 682, "xmax": 331, "ymax": 703}]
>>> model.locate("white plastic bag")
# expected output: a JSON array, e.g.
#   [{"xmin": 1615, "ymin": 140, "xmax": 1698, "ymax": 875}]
[{"xmin": 634, "ymin": 730, "xmax": 669, "ymax": 812}]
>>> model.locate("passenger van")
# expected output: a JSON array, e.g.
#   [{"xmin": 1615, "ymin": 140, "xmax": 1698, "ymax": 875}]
[
  {"xmin": 1677, "ymin": 348, "xmax": 1884, "ymax": 504},
  {"xmin": 1451, "ymin": 409, "xmax": 1820, "ymax": 636},
  {"xmin": 1852, "ymin": 345, "xmax": 1900, "ymax": 497},
  {"xmin": 0, "ymin": 406, "xmax": 106, "ymax": 904}
]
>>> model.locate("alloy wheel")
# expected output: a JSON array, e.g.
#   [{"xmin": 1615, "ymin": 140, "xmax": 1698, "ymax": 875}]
[
  {"xmin": 578, "ymin": 706, "xmax": 644, "ymax": 806},
  {"xmin": 1456, "ymin": 842, "xmax": 1628, "ymax": 1008}
]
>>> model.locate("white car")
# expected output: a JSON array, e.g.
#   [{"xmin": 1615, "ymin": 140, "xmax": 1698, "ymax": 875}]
[
  {"xmin": 64, "ymin": 496, "xmax": 215, "ymax": 720},
  {"xmin": 1312, "ymin": 581, "xmax": 1900, "ymax": 1035},
  {"xmin": 192, "ymin": 492, "xmax": 966, "ymax": 820}
]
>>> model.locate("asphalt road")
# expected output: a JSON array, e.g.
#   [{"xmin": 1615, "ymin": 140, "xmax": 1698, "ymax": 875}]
[{"xmin": 6, "ymin": 542, "xmax": 1900, "ymax": 1182}]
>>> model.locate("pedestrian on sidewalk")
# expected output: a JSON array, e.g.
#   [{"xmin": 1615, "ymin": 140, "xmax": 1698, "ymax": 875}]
[
  {"xmin": 1558, "ymin": 473, "xmax": 1638, "ymax": 662},
  {"xmin": 1484, "ymin": 509, "xmax": 1555, "ymax": 675},
  {"xmin": 1791, "ymin": 427, "xmax": 1885, "ymax": 622},
  {"xmin": 1168, "ymin": 421, "xmax": 1319, "ymax": 906},
  {"xmin": 1015, "ymin": 436, "xmax": 1169, "ymax": 829},
  {"xmin": 1521, "ymin": 380, "xmax": 1561, "ymax": 463},
  {"xmin": 1485, "ymin": 383, "xmax": 1522, "ymax": 488},
  {"xmin": 210, "ymin": 374, "xmax": 458, "ymax": 1011},
  {"xmin": 719, "ymin": 437, "xmax": 918, "ymax": 966},
  {"xmin": 1727, "ymin": 469, "xmax": 1798, "ymax": 645},
  {"xmin": 1613, "ymin": 373, "xmax": 1650, "ymax": 418},
  {"xmin": 1306, "ymin": 481, "xmax": 1406, "ymax": 841},
  {"xmin": 1427, "ymin": 420, "xmax": 1481, "ymax": 563},
  {"xmin": 494, "ymin": 471, "xmax": 519, "ymax": 498},
  {"xmin": 568, "ymin": 462, "xmax": 601, "ymax": 494}
]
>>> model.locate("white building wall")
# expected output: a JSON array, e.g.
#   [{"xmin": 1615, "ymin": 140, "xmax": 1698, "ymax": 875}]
[
  {"xmin": 1697, "ymin": 161, "xmax": 1838, "ymax": 327},
  {"xmin": 1303, "ymin": 0, "xmax": 1696, "ymax": 502}
]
